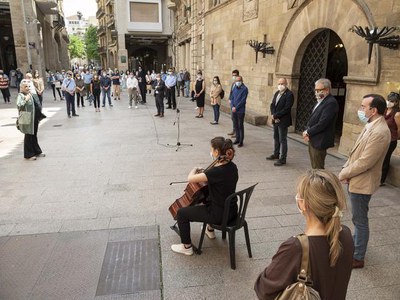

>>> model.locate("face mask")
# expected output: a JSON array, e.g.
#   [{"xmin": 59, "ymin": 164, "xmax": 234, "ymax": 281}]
[
  {"xmin": 197, "ymin": 75, "xmax": 201, "ymax": 79},
  {"xmin": 315, "ymin": 91, "xmax": 327, "ymax": 100},
  {"xmin": 210, "ymin": 152, "xmax": 214, "ymax": 160},
  {"xmin": 235, "ymin": 81, "xmax": 242, "ymax": 88},
  {"xmin": 357, "ymin": 110, "xmax": 369, "ymax": 124},
  {"xmin": 232, "ymin": 76, "xmax": 236, "ymax": 81},
  {"xmin": 387, "ymin": 101, "xmax": 395, "ymax": 108},
  {"xmin": 277, "ymin": 84, "xmax": 285, "ymax": 92},
  {"xmin": 168, "ymin": 72, "xmax": 172, "ymax": 75},
  {"xmin": 103, "ymin": 73, "xmax": 107, "ymax": 77},
  {"xmin": 129, "ymin": 75, "xmax": 133, "ymax": 78},
  {"xmin": 213, "ymin": 80, "xmax": 218, "ymax": 84},
  {"xmin": 156, "ymin": 78, "xmax": 160, "ymax": 81}
]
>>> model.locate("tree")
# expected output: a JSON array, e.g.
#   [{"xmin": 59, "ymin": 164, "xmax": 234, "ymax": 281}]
[
  {"xmin": 85, "ymin": 25, "xmax": 100, "ymax": 62},
  {"xmin": 68, "ymin": 35, "xmax": 85, "ymax": 59}
]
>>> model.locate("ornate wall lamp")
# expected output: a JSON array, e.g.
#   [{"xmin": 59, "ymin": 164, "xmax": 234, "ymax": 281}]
[
  {"xmin": 349, "ymin": 25, "xmax": 400, "ymax": 64},
  {"xmin": 246, "ymin": 40, "xmax": 274, "ymax": 63}
]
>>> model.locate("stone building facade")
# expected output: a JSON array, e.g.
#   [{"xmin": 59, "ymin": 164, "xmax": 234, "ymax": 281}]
[
  {"xmin": 5, "ymin": 0, "xmax": 69, "ymax": 75},
  {"xmin": 96, "ymin": 0, "xmax": 174, "ymax": 72},
  {"xmin": 170, "ymin": 0, "xmax": 400, "ymax": 185}
]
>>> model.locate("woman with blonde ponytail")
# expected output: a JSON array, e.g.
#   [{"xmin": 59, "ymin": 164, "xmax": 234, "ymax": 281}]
[{"xmin": 255, "ymin": 170, "xmax": 354, "ymax": 300}]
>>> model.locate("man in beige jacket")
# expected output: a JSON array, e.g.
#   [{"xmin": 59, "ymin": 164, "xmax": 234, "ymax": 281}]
[{"xmin": 339, "ymin": 94, "xmax": 391, "ymax": 269}]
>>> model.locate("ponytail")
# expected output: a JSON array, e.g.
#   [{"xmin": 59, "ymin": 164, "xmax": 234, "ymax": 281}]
[
  {"xmin": 325, "ymin": 206, "xmax": 343, "ymax": 267},
  {"xmin": 211, "ymin": 137, "xmax": 235, "ymax": 161}
]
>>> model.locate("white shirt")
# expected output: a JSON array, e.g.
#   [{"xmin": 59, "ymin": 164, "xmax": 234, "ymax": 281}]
[
  {"xmin": 127, "ymin": 76, "xmax": 138, "ymax": 89},
  {"xmin": 28, "ymin": 80, "xmax": 37, "ymax": 95}
]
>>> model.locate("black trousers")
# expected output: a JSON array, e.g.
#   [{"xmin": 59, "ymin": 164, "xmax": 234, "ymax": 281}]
[
  {"xmin": 381, "ymin": 140, "xmax": 398, "ymax": 184},
  {"xmin": 155, "ymin": 95, "xmax": 164, "ymax": 114},
  {"xmin": 76, "ymin": 92, "xmax": 84, "ymax": 107},
  {"xmin": 65, "ymin": 92, "xmax": 76, "ymax": 116},
  {"xmin": 166, "ymin": 87, "xmax": 176, "ymax": 108},
  {"xmin": 177, "ymin": 205, "xmax": 223, "ymax": 245},
  {"xmin": 139, "ymin": 83, "xmax": 146, "ymax": 103},
  {"xmin": 1, "ymin": 88, "xmax": 10, "ymax": 102},
  {"xmin": 232, "ymin": 112, "xmax": 245, "ymax": 144},
  {"xmin": 93, "ymin": 90, "xmax": 101, "ymax": 108},
  {"xmin": 24, "ymin": 107, "xmax": 42, "ymax": 158}
]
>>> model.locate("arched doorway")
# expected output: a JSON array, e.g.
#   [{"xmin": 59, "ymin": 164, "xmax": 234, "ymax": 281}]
[{"xmin": 295, "ymin": 29, "xmax": 348, "ymax": 138}]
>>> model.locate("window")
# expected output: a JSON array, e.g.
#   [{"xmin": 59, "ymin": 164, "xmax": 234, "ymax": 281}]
[
  {"xmin": 130, "ymin": 2, "xmax": 159, "ymax": 23},
  {"xmin": 211, "ymin": 44, "xmax": 214, "ymax": 60}
]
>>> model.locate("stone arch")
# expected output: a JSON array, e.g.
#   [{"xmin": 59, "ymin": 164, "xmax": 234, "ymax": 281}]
[{"xmin": 275, "ymin": 0, "xmax": 380, "ymax": 85}]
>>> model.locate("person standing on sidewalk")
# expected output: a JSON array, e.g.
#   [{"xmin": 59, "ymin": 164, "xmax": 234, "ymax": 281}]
[
  {"xmin": 227, "ymin": 69, "xmax": 240, "ymax": 138},
  {"xmin": 16, "ymin": 80, "xmax": 45, "ymax": 160},
  {"xmin": 210, "ymin": 76, "xmax": 222, "ymax": 125},
  {"xmin": 90, "ymin": 74, "xmax": 101, "ymax": 112},
  {"xmin": 266, "ymin": 78, "xmax": 294, "ymax": 166},
  {"xmin": 83, "ymin": 69, "xmax": 93, "ymax": 101},
  {"xmin": 111, "ymin": 69, "xmax": 121, "ymax": 100},
  {"xmin": 0, "ymin": 71, "xmax": 11, "ymax": 104},
  {"xmin": 15, "ymin": 68, "xmax": 23, "ymax": 92},
  {"xmin": 230, "ymin": 76, "xmax": 248, "ymax": 147},
  {"xmin": 75, "ymin": 73, "xmax": 86, "ymax": 108},
  {"xmin": 380, "ymin": 92, "xmax": 400, "ymax": 185},
  {"xmin": 165, "ymin": 68, "xmax": 177, "ymax": 109},
  {"xmin": 127, "ymin": 72, "xmax": 139, "ymax": 109},
  {"xmin": 176, "ymin": 70, "xmax": 184, "ymax": 97},
  {"xmin": 154, "ymin": 74, "xmax": 165, "ymax": 117},
  {"xmin": 137, "ymin": 66, "xmax": 147, "ymax": 104},
  {"xmin": 100, "ymin": 72, "xmax": 112, "ymax": 107},
  {"xmin": 302, "ymin": 78, "xmax": 338, "ymax": 169},
  {"xmin": 32, "ymin": 70, "xmax": 45, "ymax": 106},
  {"xmin": 62, "ymin": 71, "xmax": 79, "ymax": 118},
  {"xmin": 183, "ymin": 69, "xmax": 190, "ymax": 98},
  {"xmin": 339, "ymin": 94, "xmax": 391, "ymax": 269}
]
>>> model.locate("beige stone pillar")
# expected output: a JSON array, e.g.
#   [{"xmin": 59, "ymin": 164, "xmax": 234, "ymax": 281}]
[{"xmin": 117, "ymin": 34, "xmax": 128, "ymax": 71}]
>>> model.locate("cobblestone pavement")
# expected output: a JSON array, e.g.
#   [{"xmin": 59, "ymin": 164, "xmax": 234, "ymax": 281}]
[{"xmin": 0, "ymin": 88, "xmax": 399, "ymax": 299}]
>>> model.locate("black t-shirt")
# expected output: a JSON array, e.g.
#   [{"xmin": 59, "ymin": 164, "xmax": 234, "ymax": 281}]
[
  {"xmin": 111, "ymin": 73, "xmax": 120, "ymax": 85},
  {"xmin": 204, "ymin": 161, "xmax": 238, "ymax": 212}
]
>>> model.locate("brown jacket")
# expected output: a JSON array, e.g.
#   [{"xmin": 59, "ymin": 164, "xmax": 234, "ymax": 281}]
[
  {"xmin": 339, "ymin": 116, "xmax": 390, "ymax": 195},
  {"xmin": 210, "ymin": 84, "xmax": 222, "ymax": 105}
]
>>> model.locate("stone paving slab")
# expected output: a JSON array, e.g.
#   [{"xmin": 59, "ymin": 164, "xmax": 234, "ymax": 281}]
[{"xmin": 0, "ymin": 88, "xmax": 399, "ymax": 299}]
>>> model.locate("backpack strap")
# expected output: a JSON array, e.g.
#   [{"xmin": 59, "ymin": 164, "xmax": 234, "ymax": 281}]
[{"xmin": 296, "ymin": 234, "xmax": 313, "ymax": 285}]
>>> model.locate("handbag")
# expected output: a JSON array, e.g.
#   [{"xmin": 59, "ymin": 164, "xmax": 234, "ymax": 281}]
[
  {"xmin": 53, "ymin": 81, "xmax": 61, "ymax": 88},
  {"xmin": 18, "ymin": 107, "xmax": 31, "ymax": 125},
  {"xmin": 275, "ymin": 235, "xmax": 321, "ymax": 300}
]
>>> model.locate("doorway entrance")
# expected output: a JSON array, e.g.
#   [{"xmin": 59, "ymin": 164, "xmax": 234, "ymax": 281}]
[{"xmin": 295, "ymin": 29, "xmax": 348, "ymax": 137}]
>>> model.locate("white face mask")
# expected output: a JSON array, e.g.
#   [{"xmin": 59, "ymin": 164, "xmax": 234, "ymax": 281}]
[
  {"xmin": 277, "ymin": 84, "xmax": 286, "ymax": 92},
  {"xmin": 357, "ymin": 110, "xmax": 369, "ymax": 124},
  {"xmin": 213, "ymin": 80, "xmax": 218, "ymax": 84},
  {"xmin": 315, "ymin": 90, "xmax": 327, "ymax": 101},
  {"xmin": 210, "ymin": 152, "xmax": 214, "ymax": 160},
  {"xmin": 295, "ymin": 196, "xmax": 303, "ymax": 214},
  {"xmin": 387, "ymin": 101, "xmax": 395, "ymax": 108}
]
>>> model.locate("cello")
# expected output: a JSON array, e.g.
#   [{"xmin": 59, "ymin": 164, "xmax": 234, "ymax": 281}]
[{"xmin": 168, "ymin": 151, "xmax": 233, "ymax": 220}]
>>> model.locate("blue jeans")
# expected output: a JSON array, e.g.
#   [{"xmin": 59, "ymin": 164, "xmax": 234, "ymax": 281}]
[
  {"xmin": 184, "ymin": 81, "xmax": 190, "ymax": 97},
  {"xmin": 349, "ymin": 191, "xmax": 371, "ymax": 260},
  {"xmin": 232, "ymin": 111, "xmax": 245, "ymax": 144},
  {"xmin": 212, "ymin": 104, "xmax": 220, "ymax": 123},
  {"xmin": 102, "ymin": 88, "xmax": 112, "ymax": 106},
  {"xmin": 273, "ymin": 124, "xmax": 288, "ymax": 160}
]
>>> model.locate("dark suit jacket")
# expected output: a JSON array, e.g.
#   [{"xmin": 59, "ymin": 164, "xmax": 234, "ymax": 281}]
[
  {"xmin": 154, "ymin": 80, "xmax": 165, "ymax": 99},
  {"xmin": 270, "ymin": 89, "xmax": 294, "ymax": 127},
  {"xmin": 306, "ymin": 94, "xmax": 339, "ymax": 150}
]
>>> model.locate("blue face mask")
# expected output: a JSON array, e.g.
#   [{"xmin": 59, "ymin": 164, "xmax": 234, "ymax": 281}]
[
  {"xmin": 357, "ymin": 110, "xmax": 369, "ymax": 124},
  {"xmin": 235, "ymin": 82, "xmax": 242, "ymax": 88}
]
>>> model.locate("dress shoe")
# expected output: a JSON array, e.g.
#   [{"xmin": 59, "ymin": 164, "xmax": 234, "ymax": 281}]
[
  {"xmin": 233, "ymin": 140, "xmax": 240, "ymax": 145},
  {"xmin": 227, "ymin": 131, "xmax": 235, "ymax": 135},
  {"xmin": 210, "ymin": 121, "xmax": 218, "ymax": 125},
  {"xmin": 352, "ymin": 258, "xmax": 364, "ymax": 269},
  {"xmin": 166, "ymin": 106, "xmax": 172, "ymax": 109},
  {"xmin": 238, "ymin": 143, "xmax": 243, "ymax": 148},
  {"xmin": 266, "ymin": 154, "xmax": 279, "ymax": 160},
  {"xmin": 154, "ymin": 113, "xmax": 160, "ymax": 116},
  {"xmin": 274, "ymin": 159, "xmax": 286, "ymax": 166},
  {"xmin": 72, "ymin": 114, "xmax": 79, "ymax": 117},
  {"xmin": 160, "ymin": 113, "xmax": 164, "ymax": 118}
]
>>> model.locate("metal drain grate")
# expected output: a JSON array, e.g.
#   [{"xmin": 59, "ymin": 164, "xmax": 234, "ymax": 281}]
[
  {"xmin": 96, "ymin": 239, "xmax": 160, "ymax": 296},
  {"xmin": 52, "ymin": 124, "xmax": 63, "ymax": 127}
]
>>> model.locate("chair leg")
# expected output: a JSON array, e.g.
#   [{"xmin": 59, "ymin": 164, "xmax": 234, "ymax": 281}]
[
  {"xmin": 228, "ymin": 230, "xmax": 236, "ymax": 270},
  {"xmin": 222, "ymin": 230, "xmax": 227, "ymax": 240},
  {"xmin": 244, "ymin": 221, "xmax": 252, "ymax": 258},
  {"xmin": 196, "ymin": 222, "xmax": 207, "ymax": 254}
]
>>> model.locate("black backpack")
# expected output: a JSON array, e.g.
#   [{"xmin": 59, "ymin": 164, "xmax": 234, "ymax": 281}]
[{"xmin": 220, "ymin": 89, "xmax": 225, "ymax": 99}]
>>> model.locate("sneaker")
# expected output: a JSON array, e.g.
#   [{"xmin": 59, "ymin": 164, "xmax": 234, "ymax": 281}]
[
  {"xmin": 201, "ymin": 225, "xmax": 216, "ymax": 239},
  {"xmin": 135, "ymin": 105, "xmax": 138, "ymax": 109},
  {"xmin": 129, "ymin": 106, "xmax": 132, "ymax": 109},
  {"xmin": 274, "ymin": 159, "xmax": 286, "ymax": 166},
  {"xmin": 171, "ymin": 244, "xmax": 193, "ymax": 256}
]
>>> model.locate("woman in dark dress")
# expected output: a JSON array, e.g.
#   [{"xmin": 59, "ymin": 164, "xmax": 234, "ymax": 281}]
[
  {"xmin": 254, "ymin": 170, "xmax": 354, "ymax": 300},
  {"xmin": 194, "ymin": 70, "xmax": 205, "ymax": 118},
  {"xmin": 90, "ymin": 74, "xmax": 101, "ymax": 112},
  {"xmin": 171, "ymin": 137, "xmax": 238, "ymax": 255}
]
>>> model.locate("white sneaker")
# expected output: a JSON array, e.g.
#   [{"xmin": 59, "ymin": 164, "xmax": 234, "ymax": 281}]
[
  {"xmin": 201, "ymin": 225, "xmax": 216, "ymax": 239},
  {"xmin": 135, "ymin": 105, "xmax": 138, "ymax": 109},
  {"xmin": 128, "ymin": 106, "xmax": 132, "ymax": 109},
  {"xmin": 171, "ymin": 244, "xmax": 194, "ymax": 256}
]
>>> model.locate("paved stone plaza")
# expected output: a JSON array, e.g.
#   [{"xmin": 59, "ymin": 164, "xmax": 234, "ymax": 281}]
[{"xmin": 0, "ymin": 89, "xmax": 399, "ymax": 299}]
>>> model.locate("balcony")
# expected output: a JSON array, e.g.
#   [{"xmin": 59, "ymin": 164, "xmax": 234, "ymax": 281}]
[
  {"xmin": 52, "ymin": 13, "xmax": 65, "ymax": 31},
  {"xmin": 97, "ymin": 25, "xmax": 106, "ymax": 36},
  {"xmin": 96, "ymin": 8, "xmax": 105, "ymax": 19},
  {"xmin": 106, "ymin": 14, "xmax": 114, "ymax": 28},
  {"xmin": 35, "ymin": 0, "xmax": 59, "ymax": 15},
  {"xmin": 98, "ymin": 46, "xmax": 106, "ymax": 54}
]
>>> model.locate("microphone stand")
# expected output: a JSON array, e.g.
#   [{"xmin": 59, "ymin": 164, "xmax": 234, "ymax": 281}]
[{"xmin": 167, "ymin": 94, "xmax": 193, "ymax": 151}]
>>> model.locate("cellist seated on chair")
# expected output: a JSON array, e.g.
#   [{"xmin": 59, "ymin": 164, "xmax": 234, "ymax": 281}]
[{"xmin": 171, "ymin": 136, "xmax": 239, "ymax": 256}]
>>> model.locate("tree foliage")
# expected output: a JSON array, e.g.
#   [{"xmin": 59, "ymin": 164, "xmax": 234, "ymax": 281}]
[
  {"xmin": 68, "ymin": 35, "xmax": 85, "ymax": 59},
  {"xmin": 85, "ymin": 25, "xmax": 100, "ymax": 62}
]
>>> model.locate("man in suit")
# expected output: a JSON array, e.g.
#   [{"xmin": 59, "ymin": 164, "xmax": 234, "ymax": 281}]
[
  {"xmin": 339, "ymin": 94, "xmax": 390, "ymax": 269},
  {"xmin": 302, "ymin": 78, "xmax": 338, "ymax": 169},
  {"xmin": 154, "ymin": 74, "xmax": 166, "ymax": 117},
  {"xmin": 266, "ymin": 78, "xmax": 294, "ymax": 166},
  {"xmin": 228, "ymin": 69, "xmax": 240, "ymax": 138}
]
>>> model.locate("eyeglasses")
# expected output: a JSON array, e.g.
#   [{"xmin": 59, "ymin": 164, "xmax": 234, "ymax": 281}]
[{"xmin": 314, "ymin": 88, "xmax": 326, "ymax": 92}]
